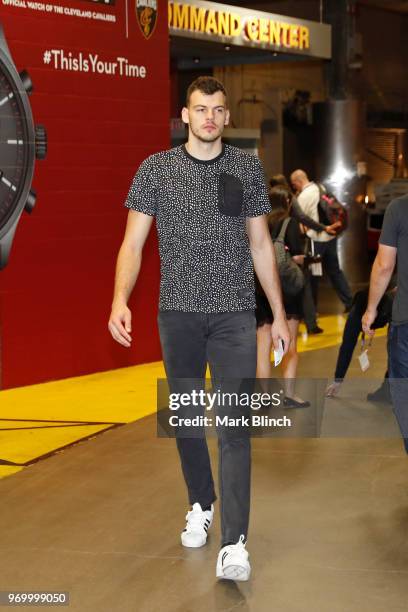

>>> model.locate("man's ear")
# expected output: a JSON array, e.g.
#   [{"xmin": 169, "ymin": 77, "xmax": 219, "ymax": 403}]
[
  {"xmin": 224, "ymin": 109, "xmax": 230, "ymax": 126},
  {"xmin": 181, "ymin": 106, "xmax": 189, "ymax": 125}
]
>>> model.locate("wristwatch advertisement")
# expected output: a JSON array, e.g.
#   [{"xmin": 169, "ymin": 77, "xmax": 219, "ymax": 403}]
[{"xmin": 0, "ymin": 23, "xmax": 47, "ymax": 270}]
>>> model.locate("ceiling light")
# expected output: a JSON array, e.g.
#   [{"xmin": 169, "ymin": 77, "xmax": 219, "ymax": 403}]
[{"xmin": 325, "ymin": 162, "xmax": 355, "ymax": 190}]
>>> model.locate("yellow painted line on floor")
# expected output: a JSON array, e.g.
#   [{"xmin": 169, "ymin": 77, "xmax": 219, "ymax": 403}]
[
  {"xmin": 0, "ymin": 420, "xmax": 98, "ymax": 430},
  {"xmin": 0, "ymin": 316, "xmax": 388, "ymax": 480},
  {"xmin": 0, "ymin": 466, "xmax": 24, "ymax": 478},
  {"xmin": 0, "ymin": 362, "xmax": 166, "ymax": 479},
  {"xmin": 0, "ymin": 425, "xmax": 112, "ymax": 465},
  {"xmin": 0, "ymin": 361, "xmax": 166, "ymax": 423}
]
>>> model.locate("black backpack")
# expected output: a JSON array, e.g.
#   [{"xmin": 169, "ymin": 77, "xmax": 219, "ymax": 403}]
[{"xmin": 317, "ymin": 184, "xmax": 349, "ymax": 233}]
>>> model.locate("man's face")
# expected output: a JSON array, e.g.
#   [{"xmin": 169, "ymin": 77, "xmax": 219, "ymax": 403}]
[{"xmin": 182, "ymin": 90, "xmax": 229, "ymax": 143}]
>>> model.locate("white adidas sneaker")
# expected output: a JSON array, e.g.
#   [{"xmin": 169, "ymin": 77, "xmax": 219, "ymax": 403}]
[
  {"xmin": 216, "ymin": 535, "xmax": 251, "ymax": 581},
  {"xmin": 181, "ymin": 502, "xmax": 214, "ymax": 548}
]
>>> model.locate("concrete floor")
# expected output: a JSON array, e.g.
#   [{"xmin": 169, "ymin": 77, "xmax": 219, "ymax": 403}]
[{"xmin": 1, "ymin": 323, "xmax": 408, "ymax": 611}]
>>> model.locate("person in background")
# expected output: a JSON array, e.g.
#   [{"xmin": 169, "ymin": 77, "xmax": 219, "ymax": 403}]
[
  {"xmin": 270, "ymin": 174, "xmax": 340, "ymax": 335},
  {"xmin": 326, "ymin": 286, "xmax": 394, "ymax": 400},
  {"xmin": 256, "ymin": 186, "xmax": 310, "ymax": 408},
  {"xmin": 270, "ymin": 175, "xmax": 341, "ymax": 238},
  {"xmin": 290, "ymin": 169, "xmax": 353, "ymax": 313},
  {"xmin": 363, "ymin": 194, "xmax": 408, "ymax": 454}
]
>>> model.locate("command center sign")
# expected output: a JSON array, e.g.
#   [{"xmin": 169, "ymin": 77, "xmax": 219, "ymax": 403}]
[{"xmin": 168, "ymin": 0, "xmax": 331, "ymax": 59}]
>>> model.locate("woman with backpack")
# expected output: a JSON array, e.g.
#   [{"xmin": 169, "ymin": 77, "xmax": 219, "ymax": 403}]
[
  {"xmin": 269, "ymin": 174, "xmax": 341, "ymax": 335},
  {"xmin": 256, "ymin": 186, "xmax": 310, "ymax": 407}
]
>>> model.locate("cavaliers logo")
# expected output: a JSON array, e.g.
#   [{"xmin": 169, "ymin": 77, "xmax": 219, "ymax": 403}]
[{"xmin": 135, "ymin": 0, "xmax": 158, "ymax": 39}]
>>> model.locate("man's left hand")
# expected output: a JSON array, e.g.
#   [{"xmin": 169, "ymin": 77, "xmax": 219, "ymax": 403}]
[{"xmin": 271, "ymin": 316, "xmax": 291, "ymax": 356}]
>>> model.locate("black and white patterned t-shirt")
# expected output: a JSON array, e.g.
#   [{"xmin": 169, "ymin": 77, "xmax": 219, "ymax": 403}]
[{"xmin": 125, "ymin": 143, "xmax": 271, "ymax": 313}]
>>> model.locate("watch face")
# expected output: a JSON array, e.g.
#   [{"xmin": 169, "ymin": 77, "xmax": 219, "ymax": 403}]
[{"xmin": 0, "ymin": 55, "xmax": 35, "ymax": 232}]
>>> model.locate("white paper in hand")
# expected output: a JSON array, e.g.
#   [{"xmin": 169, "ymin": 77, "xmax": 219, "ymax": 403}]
[
  {"xmin": 310, "ymin": 262, "xmax": 323, "ymax": 276},
  {"xmin": 358, "ymin": 350, "xmax": 370, "ymax": 372},
  {"xmin": 274, "ymin": 339, "xmax": 284, "ymax": 367}
]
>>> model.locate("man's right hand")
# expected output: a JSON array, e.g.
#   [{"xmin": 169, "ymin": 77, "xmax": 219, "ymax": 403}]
[{"xmin": 108, "ymin": 302, "xmax": 132, "ymax": 347}]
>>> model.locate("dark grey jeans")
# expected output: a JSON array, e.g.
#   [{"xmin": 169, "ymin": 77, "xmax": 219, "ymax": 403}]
[{"xmin": 158, "ymin": 310, "xmax": 257, "ymax": 545}]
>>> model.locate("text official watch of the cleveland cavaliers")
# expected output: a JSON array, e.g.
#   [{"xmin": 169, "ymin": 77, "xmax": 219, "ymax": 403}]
[{"xmin": 0, "ymin": 23, "xmax": 47, "ymax": 269}]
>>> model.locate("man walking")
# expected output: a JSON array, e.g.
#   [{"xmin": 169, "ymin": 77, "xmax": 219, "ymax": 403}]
[
  {"xmin": 108, "ymin": 77, "xmax": 289, "ymax": 581},
  {"xmin": 290, "ymin": 169, "xmax": 353, "ymax": 312},
  {"xmin": 362, "ymin": 194, "xmax": 408, "ymax": 452}
]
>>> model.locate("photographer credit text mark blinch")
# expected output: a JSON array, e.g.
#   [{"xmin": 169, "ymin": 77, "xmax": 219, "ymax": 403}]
[{"xmin": 168, "ymin": 415, "xmax": 292, "ymax": 428}]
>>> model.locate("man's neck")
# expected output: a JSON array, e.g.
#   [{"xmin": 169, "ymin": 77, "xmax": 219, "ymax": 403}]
[{"xmin": 185, "ymin": 137, "xmax": 223, "ymax": 161}]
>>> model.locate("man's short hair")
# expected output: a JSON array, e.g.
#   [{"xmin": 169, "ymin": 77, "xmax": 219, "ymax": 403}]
[{"xmin": 186, "ymin": 76, "xmax": 227, "ymax": 107}]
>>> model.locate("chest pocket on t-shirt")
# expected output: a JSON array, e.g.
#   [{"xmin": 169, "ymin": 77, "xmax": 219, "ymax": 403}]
[{"xmin": 218, "ymin": 173, "xmax": 244, "ymax": 217}]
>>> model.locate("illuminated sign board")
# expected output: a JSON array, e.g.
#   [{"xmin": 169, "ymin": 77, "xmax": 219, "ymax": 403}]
[{"xmin": 168, "ymin": 0, "xmax": 331, "ymax": 59}]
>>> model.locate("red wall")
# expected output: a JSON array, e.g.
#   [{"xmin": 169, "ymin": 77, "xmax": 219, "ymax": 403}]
[{"xmin": 0, "ymin": 0, "xmax": 169, "ymax": 388}]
